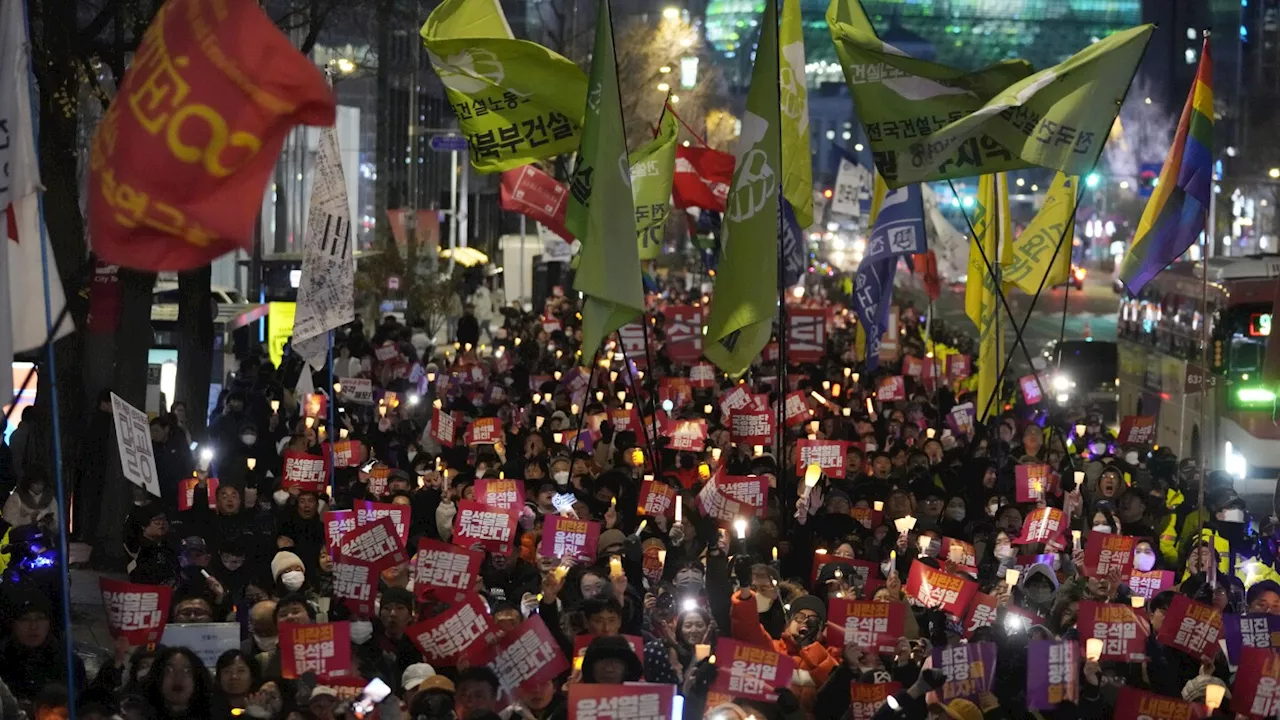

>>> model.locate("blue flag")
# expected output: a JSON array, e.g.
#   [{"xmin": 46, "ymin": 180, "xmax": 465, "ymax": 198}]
[
  {"xmin": 853, "ymin": 183, "xmax": 926, "ymax": 371},
  {"xmin": 779, "ymin": 197, "xmax": 805, "ymax": 289}
]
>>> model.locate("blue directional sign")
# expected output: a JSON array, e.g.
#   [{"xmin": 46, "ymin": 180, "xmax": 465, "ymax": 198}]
[{"xmin": 429, "ymin": 135, "xmax": 468, "ymax": 152}]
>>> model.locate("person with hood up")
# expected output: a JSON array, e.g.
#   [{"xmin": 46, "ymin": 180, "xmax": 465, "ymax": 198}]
[
  {"xmin": 2, "ymin": 469, "xmax": 58, "ymax": 534},
  {"xmin": 1016, "ymin": 561, "xmax": 1059, "ymax": 619}
]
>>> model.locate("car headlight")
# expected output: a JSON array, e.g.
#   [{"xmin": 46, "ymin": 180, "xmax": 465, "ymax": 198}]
[
  {"xmin": 1225, "ymin": 440, "xmax": 1247, "ymax": 479},
  {"xmin": 1053, "ymin": 375, "xmax": 1071, "ymax": 391}
]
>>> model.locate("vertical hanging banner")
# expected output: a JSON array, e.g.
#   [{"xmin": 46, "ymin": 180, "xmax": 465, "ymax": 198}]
[
  {"xmin": 280, "ymin": 622, "xmax": 352, "ymax": 679},
  {"xmin": 663, "ymin": 305, "xmax": 704, "ymax": 361},
  {"xmin": 292, "ymin": 127, "xmax": 355, "ymax": 368},
  {"xmin": 787, "ymin": 308, "xmax": 827, "ymax": 364},
  {"xmin": 111, "ymin": 393, "xmax": 161, "ymax": 497},
  {"xmin": 87, "ymin": 0, "xmax": 336, "ymax": 271}
]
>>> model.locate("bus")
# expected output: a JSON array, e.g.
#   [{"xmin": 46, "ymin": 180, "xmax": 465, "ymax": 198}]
[{"xmin": 1117, "ymin": 255, "xmax": 1280, "ymax": 495}]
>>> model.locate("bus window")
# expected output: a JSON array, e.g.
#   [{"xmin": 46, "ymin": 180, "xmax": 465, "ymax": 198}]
[{"xmin": 1230, "ymin": 336, "xmax": 1263, "ymax": 373}]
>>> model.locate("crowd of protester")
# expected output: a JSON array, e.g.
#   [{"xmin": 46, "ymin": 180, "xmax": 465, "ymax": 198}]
[{"xmin": 0, "ymin": 279, "xmax": 1273, "ymax": 720}]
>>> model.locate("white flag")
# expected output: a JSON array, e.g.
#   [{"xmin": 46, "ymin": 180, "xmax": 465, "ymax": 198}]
[
  {"xmin": 0, "ymin": 0, "xmax": 68, "ymax": 402},
  {"xmin": 291, "ymin": 127, "xmax": 355, "ymax": 369},
  {"xmin": 831, "ymin": 158, "xmax": 868, "ymax": 218}
]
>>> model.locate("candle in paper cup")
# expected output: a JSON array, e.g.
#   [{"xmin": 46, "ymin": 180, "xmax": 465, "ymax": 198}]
[
  {"xmin": 1131, "ymin": 596, "xmax": 1145, "ymax": 609},
  {"xmin": 866, "ymin": 398, "xmax": 875, "ymax": 415},
  {"xmin": 1205, "ymin": 683, "xmax": 1225, "ymax": 710},
  {"xmin": 617, "ymin": 390, "xmax": 626, "ymax": 403},
  {"xmin": 842, "ymin": 407, "xmax": 851, "ymax": 417},
  {"xmin": 1005, "ymin": 569, "xmax": 1020, "ymax": 586},
  {"xmin": 1085, "ymin": 638, "xmax": 1103, "ymax": 662},
  {"xmin": 894, "ymin": 516, "xmax": 916, "ymax": 533},
  {"xmin": 926, "ymin": 428, "xmax": 936, "ymax": 439},
  {"xmin": 533, "ymin": 393, "xmax": 542, "ymax": 405},
  {"xmin": 609, "ymin": 557, "xmax": 623, "ymax": 577},
  {"xmin": 657, "ymin": 550, "xmax": 667, "ymax": 565},
  {"xmin": 843, "ymin": 367, "xmax": 851, "ymax": 378},
  {"xmin": 596, "ymin": 391, "xmax": 604, "ymax": 402},
  {"xmin": 305, "ymin": 416, "xmax": 316, "ymax": 428},
  {"xmin": 246, "ymin": 458, "xmax": 257, "ymax": 471},
  {"xmin": 704, "ymin": 404, "xmax": 713, "ymax": 415},
  {"xmin": 734, "ymin": 518, "xmax": 747, "ymax": 539},
  {"xmin": 832, "ymin": 384, "xmax": 841, "ymax": 398},
  {"xmin": 948, "ymin": 544, "xmax": 963, "ymax": 563},
  {"xmin": 1074, "ymin": 470, "xmax": 1085, "ymax": 485},
  {"xmin": 874, "ymin": 501, "xmax": 884, "ymax": 512},
  {"xmin": 536, "ymin": 416, "xmax": 546, "ymax": 429},
  {"xmin": 570, "ymin": 403, "xmax": 578, "ymax": 415},
  {"xmin": 271, "ymin": 400, "xmax": 280, "ymax": 413},
  {"xmin": 815, "ymin": 548, "xmax": 828, "ymax": 555},
  {"xmin": 753, "ymin": 445, "xmax": 763, "ymax": 457},
  {"xmin": 1075, "ymin": 424, "xmax": 1086, "ymax": 437},
  {"xmin": 553, "ymin": 432, "xmax": 563, "ymax": 444},
  {"xmin": 711, "ymin": 447, "xmax": 722, "ymax": 462},
  {"xmin": 339, "ymin": 428, "xmax": 348, "ymax": 439},
  {"xmin": 822, "ymin": 380, "xmax": 830, "ymax": 391},
  {"xmin": 917, "ymin": 536, "xmax": 931, "ymax": 555},
  {"xmin": 695, "ymin": 644, "xmax": 711, "ymax": 661},
  {"xmin": 772, "ymin": 546, "xmax": 778, "ymax": 561}
]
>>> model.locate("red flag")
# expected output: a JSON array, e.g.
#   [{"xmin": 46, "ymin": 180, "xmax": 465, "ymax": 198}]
[
  {"xmin": 913, "ymin": 250, "xmax": 941, "ymax": 301},
  {"xmin": 500, "ymin": 164, "xmax": 573, "ymax": 240},
  {"xmin": 672, "ymin": 146, "xmax": 733, "ymax": 212},
  {"xmin": 87, "ymin": 0, "xmax": 335, "ymax": 271}
]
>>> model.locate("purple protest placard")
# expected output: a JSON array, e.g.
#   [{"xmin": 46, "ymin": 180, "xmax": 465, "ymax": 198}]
[
  {"xmin": 1221, "ymin": 613, "xmax": 1280, "ymax": 665},
  {"xmin": 931, "ymin": 641, "xmax": 996, "ymax": 702},
  {"xmin": 1027, "ymin": 639, "xmax": 1078, "ymax": 710}
]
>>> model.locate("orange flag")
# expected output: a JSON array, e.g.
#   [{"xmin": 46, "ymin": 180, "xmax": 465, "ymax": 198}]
[{"xmin": 87, "ymin": 0, "xmax": 335, "ymax": 271}]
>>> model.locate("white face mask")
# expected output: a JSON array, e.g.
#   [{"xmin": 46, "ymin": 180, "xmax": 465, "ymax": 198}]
[
  {"xmin": 1124, "ymin": 451, "xmax": 1139, "ymax": 465},
  {"xmin": 241, "ymin": 434, "xmax": 258, "ymax": 446},
  {"xmin": 350, "ymin": 620, "xmax": 373, "ymax": 644},
  {"xmin": 1222, "ymin": 508, "xmax": 1246, "ymax": 523},
  {"xmin": 945, "ymin": 508, "xmax": 965, "ymax": 522},
  {"xmin": 994, "ymin": 543, "xmax": 1015, "ymax": 560},
  {"xmin": 407, "ymin": 450, "xmax": 418, "ymax": 461},
  {"xmin": 252, "ymin": 634, "xmax": 278, "ymax": 652},
  {"xmin": 1092, "ymin": 524, "xmax": 1113, "ymax": 534},
  {"xmin": 273, "ymin": 490, "xmax": 290, "ymax": 505},
  {"xmin": 281, "ymin": 571, "xmax": 305, "ymax": 591},
  {"xmin": 554, "ymin": 470, "xmax": 570, "ymax": 485},
  {"xmin": 1134, "ymin": 551, "xmax": 1156, "ymax": 572}
]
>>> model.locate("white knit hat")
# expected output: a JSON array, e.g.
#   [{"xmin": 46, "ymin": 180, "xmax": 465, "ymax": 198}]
[{"xmin": 270, "ymin": 551, "xmax": 304, "ymax": 581}]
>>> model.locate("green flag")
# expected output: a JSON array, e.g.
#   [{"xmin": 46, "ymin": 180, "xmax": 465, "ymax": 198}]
[
  {"xmin": 629, "ymin": 111, "xmax": 678, "ymax": 261},
  {"xmin": 779, "ymin": 0, "xmax": 813, "ymax": 229},
  {"xmin": 1005, "ymin": 172, "xmax": 1077, "ymax": 295},
  {"xmin": 421, "ymin": 0, "xmax": 588, "ymax": 173},
  {"xmin": 704, "ymin": 0, "xmax": 781, "ymax": 377},
  {"xmin": 569, "ymin": 0, "xmax": 644, "ymax": 361}
]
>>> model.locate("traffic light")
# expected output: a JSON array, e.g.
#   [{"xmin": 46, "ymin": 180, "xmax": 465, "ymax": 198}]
[{"xmin": 1213, "ymin": 339, "xmax": 1223, "ymax": 369}]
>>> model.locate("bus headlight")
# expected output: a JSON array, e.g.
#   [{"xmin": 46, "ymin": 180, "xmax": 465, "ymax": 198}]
[
  {"xmin": 1053, "ymin": 375, "xmax": 1072, "ymax": 391},
  {"xmin": 1225, "ymin": 440, "xmax": 1247, "ymax": 479}
]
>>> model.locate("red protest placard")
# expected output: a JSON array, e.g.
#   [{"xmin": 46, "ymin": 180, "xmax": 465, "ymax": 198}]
[
  {"xmin": 324, "ymin": 510, "xmax": 355, "ymax": 555},
  {"xmin": 826, "ymin": 599, "xmax": 904, "ymax": 653},
  {"xmin": 374, "ymin": 343, "xmax": 399, "ymax": 363},
  {"xmin": 719, "ymin": 384, "xmax": 752, "ymax": 417},
  {"xmin": 330, "ymin": 440, "xmax": 365, "ymax": 468},
  {"xmin": 963, "ymin": 593, "xmax": 1000, "ymax": 637},
  {"xmin": 667, "ymin": 418, "xmax": 707, "ymax": 451},
  {"xmin": 787, "ymin": 308, "xmax": 827, "ymax": 364},
  {"xmin": 1019, "ymin": 374, "xmax": 1043, "ymax": 405},
  {"xmin": 947, "ymin": 354, "xmax": 972, "ymax": 381},
  {"xmin": 730, "ymin": 409, "xmax": 773, "ymax": 446},
  {"xmin": 569, "ymin": 683, "xmax": 674, "ymax": 720},
  {"xmin": 408, "ymin": 595, "xmax": 496, "ymax": 666},
  {"xmin": 337, "ymin": 518, "xmax": 406, "ymax": 573},
  {"xmin": 331, "ymin": 554, "xmax": 376, "ymax": 616},
  {"xmin": 414, "ymin": 538, "xmax": 484, "ymax": 601},
  {"xmin": 453, "ymin": 500, "xmax": 520, "ymax": 555},
  {"xmin": 876, "ymin": 376, "xmax": 906, "ymax": 402},
  {"xmin": 541, "ymin": 516, "xmax": 601, "ymax": 562},
  {"xmin": 1078, "ymin": 601, "xmax": 1147, "ymax": 662},
  {"xmin": 354, "ymin": 500, "xmax": 410, "ymax": 548},
  {"xmin": 664, "ymin": 305, "xmax": 703, "ymax": 362},
  {"xmin": 1113, "ymin": 686, "xmax": 1207, "ymax": 720},
  {"xmin": 903, "ymin": 355, "xmax": 923, "ymax": 378},
  {"xmin": 466, "ymin": 417, "xmax": 502, "ymax": 445},
  {"xmin": 637, "ymin": 479, "xmax": 676, "ymax": 518},
  {"xmin": 283, "ymin": 451, "xmax": 327, "ymax": 492},
  {"xmin": 618, "ymin": 322, "xmax": 647, "ymax": 367},
  {"xmin": 476, "ymin": 479, "xmax": 525, "ymax": 510},
  {"xmin": 659, "ymin": 377, "xmax": 693, "ymax": 410},
  {"xmin": 303, "ymin": 393, "xmax": 327, "ymax": 419},
  {"xmin": 100, "ymin": 578, "xmax": 170, "ymax": 645},
  {"xmin": 689, "ymin": 362, "xmax": 716, "ymax": 388},
  {"xmin": 850, "ymin": 507, "xmax": 883, "ymax": 530},
  {"xmin": 1157, "ymin": 593, "xmax": 1223, "ymax": 664},
  {"xmin": 1015, "ymin": 463, "xmax": 1051, "ymax": 503},
  {"xmin": 849, "ymin": 683, "xmax": 901, "ymax": 720},
  {"xmin": 941, "ymin": 537, "xmax": 977, "ymax": 573},
  {"xmin": 483, "ymin": 615, "xmax": 569, "ymax": 695},
  {"xmin": 1128, "ymin": 569, "xmax": 1175, "ymax": 599},
  {"xmin": 712, "ymin": 638, "xmax": 796, "ymax": 702},
  {"xmin": 608, "ymin": 407, "xmax": 641, "ymax": 434},
  {"xmin": 365, "ymin": 465, "xmax": 390, "ymax": 498},
  {"xmin": 795, "ymin": 439, "xmax": 847, "ymax": 479},
  {"xmin": 904, "ymin": 561, "xmax": 977, "ymax": 618},
  {"xmin": 1014, "ymin": 507, "xmax": 1065, "ymax": 545},
  {"xmin": 783, "ymin": 391, "xmax": 810, "ymax": 427},
  {"xmin": 280, "ymin": 622, "xmax": 351, "ymax": 679},
  {"xmin": 1233, "ymin": 646, "xmax": 1280, "ymax": 718},
  {"xmin": 1083, "ymin": 532, "xmax": 1137, "ymax": 580},
  {"xmin": 433, "ymin": 407, "xmax": 456, "ymax": 448},
  {"xmin": 697, "ymin": 473, "xmax": 767, "ymax": 523},
  {"xmin": 1118, "ymin": 415, "xmax": 1157, "ymax": 445}
]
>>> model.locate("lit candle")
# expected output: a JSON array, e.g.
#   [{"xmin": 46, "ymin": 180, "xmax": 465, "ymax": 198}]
[
  {"xmin": 734, "ymin": 517, "xmax": 747, "ymax": 539},
  {"xmin": 432, "ymin": 399, "xmax": 442, "ymax": 409},
  {"xmin": 333, "ymin": 381, "xmax": 342, "ymax": 394},
  {"xmin": 611, "ymin": 372, "xmax": 619, "ymax": 383},
  {"xmin": 1085, "ymin": 638, "xmax": 1103, "ymax": 662},
  {"xmin": 246, "ymin": 458, "xmax": 257, "ymax": 471},
  {"xmin": 378, "ymin": 406, "xmax": 387, "ymax": 418},
  {"xmin": 644, "ymin": 474, "xmax": 654, "ymax": 483},
  {"xmin": 305, "ymin": 416, "xmax": 316, "ymax": 429},
  {"xmin": 918, "ymin": 536, "xmax": 931, "ymax": 556},
  {"xmin": 852, "ymin": 373, "xmax": 860, "ymax": 383},
  {"xmin": 804, "ymin": 463, "xmax": 822, "ymax": 488},
  {"xmin": 570, "ymin": 403, "xmax": 579, "ymax": 416},
  {"xmin": 822, "ymin": 380, "xmax": 831, "ymax": 391},
  {"xmin": 553, "ymin": 432, "xmax": 563, "ymax": 444},
  {"xmin": 625, "ymin": 401, "xmax": 634, "ymax": 411},
  {"xmin": 611, "ymin": 496, "xmax": 617, "ymax": 509},
  {"xmin": 339, "ymin": 428, "xmax": 348, "ymax": 439},
  {"xmin": 596, "ymin": 391, "xmax": 604, "ymax": 402},
  {"xmin": 866, "ymin": 398, "xmax": 875, "ymax": 416},
  {"xmin": 1131, "ymin": 596, "xmax": 1145, "ymax": 609},
  {"xmin": 695, "ymin": 644, "xmax": 711, "ymax": 661},
  {"xmin": 554, "ymin": 563, "xmax": 569, "ymax": 581},
  {"xmin": 536, "ymin": 416, "xmax": 546, "ymax": 429},
  {"xmin": 704, "ymin": 404, "xmax": 713, "ymax": 415},
  {"xmin": 617, "ymin": 390, "xmax": 626, "ymax": 402},
  {"xmin": 1074, "ymin": 470, "xmax": 1085, "ymax": 485},
  {"xmin": 832, "ymin": 384, "xmax": 841, "ymax": 398},
  {"xmin": 1072, "ymin": 530, "xmax": 1082, "ymax": 545},
  {"xmin": 842, "ymin": 407, "xmax": 851, "ymax": 417},
  {"xmin": 816, "ymin": 548, "xmax": 828, "ymax": 555},
  {"xmin": 630, "ymin": 448, "xmax": 644, "ymax": 466},
  {"xmin": 926, "ymin": 428, "xmax": 936, "ymax": 439},
  {"xmin": 753, "ymin": 445, "xmax": 763, "ymax": 457},
  {"xmin": 533, "ymin": 393, "xmax": 542, "ymax": 405},
  {"xmin": 873, "ymin": 501, "xmax": 884, "ymax": 512},
  {"xmin": 843, "ymin": 367, "xmax": 851, "ymax": 378},
  {"xmin": 658, "ymin": 550, "xmax": 667, "ymax": 565},
  {"xmin": 609, "ymin": 556, "xmax": 623, "ymax": 577},
  {"xmin": 1075, "ymin": 424, "xmax": 1086, "ymax": 437},
  {"xmin": 1005, "ymin": 568, "xmax": 1020, "ymax": 586},
  {"xmin": 675, "ymin": 495, "xmax": 683, "ymax": 523},
  {"xmin": 1205, "ymin": 683, "xmax": 1225, "ymax": 711},
  {"xmin": 271, "ymin": 400, "xmax": 280, "ymax": 413},
  {"xmin": 573, "ymin": 656, "xmax": 584, "ymax": 671},
  {"xmin": 894, "ymin": 516, "xmax": 916, "ymax": 533},
  {"xmin": 711, "ymin": 447, "xmax": 722, "ymax": 462},
  {"xmin": 889, "ymin": 549, "xmax": 896, "ymax": 567},
  {"xmin": 772, "ymin": 546, "xmax": 778, "ymax": 561}
]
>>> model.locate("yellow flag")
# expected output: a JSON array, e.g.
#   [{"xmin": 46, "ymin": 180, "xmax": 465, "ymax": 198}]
[
  {"xmin": 1005, "ymin": 173, "xmax": 1077, "ymax": 295},
  {"xmin": 968, "ymin": 174, "xmax": 1010, "ymax": 421}
]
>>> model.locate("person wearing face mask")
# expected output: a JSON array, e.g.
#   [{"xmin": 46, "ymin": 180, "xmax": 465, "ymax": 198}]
[
  {"xmin": 241, "ymin": 600, "xmax": 278, "ymax": 658},
  {"xmin": 270, "ymin": 550, "xmax": 308, "ymax": 597},
  {"xmin": 937, "ymin": 494, "xmax": 969, "ymax": 540},
  {"xmin": 1016, "ymin": 562, "xmax": 1059, "ymax": 617},
  {"xmin": 1132, "ymin": 540, "xmax": 1160, "ymax": 574},
  {"xmin": 276, "ymin": 489, "xmax": 326, "ymax": 577}
]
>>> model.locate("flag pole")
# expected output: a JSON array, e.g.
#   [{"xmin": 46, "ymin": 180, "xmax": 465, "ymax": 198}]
[
  {"xmin": 773, "ymin": 0, "xmax": 789, "ymax": 508},
  {"xmin": 22, "ymin": 0, "xmax": 76, "ymax": 711},
  {"xmin": 328, "ymin": 332, "xmax": 336, "ymax": 499},
  {"xmin": 616, "ymin": 331, "xmax": 660, "ymax": 479}
]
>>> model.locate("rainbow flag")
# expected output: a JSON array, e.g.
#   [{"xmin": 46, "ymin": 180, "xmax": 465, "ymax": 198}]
[{"xmin": 1119, "ymin": 38, "xmax": 1213, "ymax": 295}]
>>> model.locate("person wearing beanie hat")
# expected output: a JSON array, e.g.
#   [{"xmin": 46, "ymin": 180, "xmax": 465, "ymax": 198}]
[
  {"xmin": 271, "ymin": 551, "xmax": 305, "ymax": 586},
  {"xmin": 596, "ymin": 529, "xmax": 627, "ymax": 559},
  {"xmin": 942, "ymin": 697, "xmax": 984, "ymax": 720},
  {"xmin": 729, "ymin": 585, "xmax": 839, "ymax": 711}
]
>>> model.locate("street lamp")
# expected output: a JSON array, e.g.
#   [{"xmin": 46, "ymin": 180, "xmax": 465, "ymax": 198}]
[
  {"xmin": 336, "ymin": 57, "xmax": 356, "ymax": 74},
  {"xmin": 1269, "ymin": 168, "xmax": 1280, "ymax": 179}
]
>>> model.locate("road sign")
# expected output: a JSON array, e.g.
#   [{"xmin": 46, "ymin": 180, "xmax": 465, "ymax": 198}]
[
  {"xmin": 429, "ymin": 135, "xmax": 468, "ymax": 152},
  {"xmin": 1184, "ymin": 363, "xmax": 1219, "ymax": 394}
]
